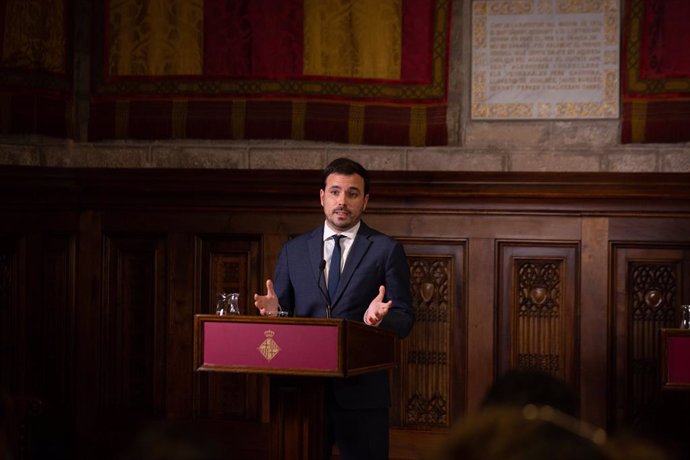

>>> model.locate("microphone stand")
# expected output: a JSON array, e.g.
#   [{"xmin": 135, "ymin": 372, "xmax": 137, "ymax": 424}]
[{"xmin": 318, "ymin": 259, "xmax": 332, "ymax": 318}]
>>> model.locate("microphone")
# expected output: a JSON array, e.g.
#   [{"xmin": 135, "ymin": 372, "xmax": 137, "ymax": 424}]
[{"xmin": 318, "ymin": 259, "xmax": 333, "ymax": 318}]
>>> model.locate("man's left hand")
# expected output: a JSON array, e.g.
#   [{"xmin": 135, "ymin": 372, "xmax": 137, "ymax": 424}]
[{"xmin": 364, "ymin": 285, "xmax": 392, "ymax": 326}]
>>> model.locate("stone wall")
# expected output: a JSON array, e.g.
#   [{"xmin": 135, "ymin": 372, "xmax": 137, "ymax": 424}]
[
  {"xmin": 1, "ymin": 136, "xmax": 689, "ymax": 172},
  {"xmin": 1, "ymin": 0, "xmax": 689, "ymax": 173}
]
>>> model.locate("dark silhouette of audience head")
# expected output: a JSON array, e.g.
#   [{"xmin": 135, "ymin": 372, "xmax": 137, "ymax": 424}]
[
  {"xmin": 602, "ymin": 433, "xmax": 671, "ymax": 460},
  {"xmin": 432, "ymin": 405, "xmax": 607, "ymax": 460},
  {"xmin": 481, "ymin": 368, "xmax": 580, "ymax": 417},
  {"xmin": 118, "ymin": 420, "xmax": 225, "ymax": 460},
  {"xmin": 433, "ymin": 368, "xmax": 671, "ymax": 460}
]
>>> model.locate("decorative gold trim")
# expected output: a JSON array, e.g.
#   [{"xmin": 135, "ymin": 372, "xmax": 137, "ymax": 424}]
[
  {"xmin": 472, "ymin": 0, "xmax": 620, "ymax": 119},
  {"xmin": 257, "ymin": 329, "xmax": 281, "ymax": 362},
  {"xmin": 625, "ymin": 0, "xmax": 690, "ymax": 94}
]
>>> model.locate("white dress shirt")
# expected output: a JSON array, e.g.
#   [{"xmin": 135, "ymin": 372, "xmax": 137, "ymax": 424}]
[
  {"xmin": 322, "ymin": 221, "xmax": 380, "ymax": 326},
  {"xmin": 322, "ymin": 220, "xmax": 360, "ymax": 290}
]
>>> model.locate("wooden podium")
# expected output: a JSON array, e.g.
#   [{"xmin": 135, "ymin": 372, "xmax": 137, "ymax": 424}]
[
  {"xmin": 661, "ymin": 328, "xmax": 690, "ymax": 390},
  {"xmin": 194, "ymin": 314, "xmax": 397, "ymax": 459}
]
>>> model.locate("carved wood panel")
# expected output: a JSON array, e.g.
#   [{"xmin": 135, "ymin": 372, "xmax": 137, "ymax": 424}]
[
  {"xmin": 194, "ymin": 234, "xmax": 264, "ymax": 421},
  {"xmin": 0, "ymin": 233, "xmax": 76, "ymax": 460},
  {"xmin": 612, "ymin": 245, "xmax": 690, "ymax": 431},
  {"xmin": 394, "ymin": 240, "xmax": 466, "ymax": 429},
  {"xmin": 497, "ymin": 242, "xmax": 579, "ymax": 387},
  {"xmin": 0, "ymin": 234, "xmax": 22, "ymax": 393},
  {"xmin": 2, "ymin": 167, "xmax": 690, "ymax": 460},
  {"xmin": 40, "ymin": 235, "xmax": 76, "ymax": 407},
  {"xmin": 101, "ymin": 235, "xmax": 167, "ymax": 417}
]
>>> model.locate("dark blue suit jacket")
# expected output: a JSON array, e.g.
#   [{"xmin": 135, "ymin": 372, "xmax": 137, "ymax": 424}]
[{"xmin": 273, "ymin": 221, "xmax": 414, "ymax": 409}]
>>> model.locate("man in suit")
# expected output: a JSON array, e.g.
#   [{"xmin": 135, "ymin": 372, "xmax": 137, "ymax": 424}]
[{"xmin": 254, "ymin": 157, "xmax": 414, "ymax": 459}]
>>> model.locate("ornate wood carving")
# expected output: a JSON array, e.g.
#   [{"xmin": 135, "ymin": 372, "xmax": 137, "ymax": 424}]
[
  {"xmin": 613, "ymin": 245, "xmax": 690, "ymax": 431},
  {"xmin": 3, "ymin": 167, "xmax": 690, "ymax": 459},
  {"xmin": 498, "ymin": 243, "xmax": 578, "ymax": 385},
  {"xmin": 405, "ymin": 256, "xmax": 451, "ymax": 427},
  {"xmin": 630, "ymin": 262, "xmax": 677, "ymax": 422},
  {"xmin": 395, "ymin": 241, "xmax": 465, "ymax": 429},
  {"xmin": 516, "ymin": 260, "xmax": 562, "ymax": 374}
]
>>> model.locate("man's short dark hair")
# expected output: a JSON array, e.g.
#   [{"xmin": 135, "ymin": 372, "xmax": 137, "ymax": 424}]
[{"xmin": 322, "ymin": 157, "xmax": 370, "ymax": 195}]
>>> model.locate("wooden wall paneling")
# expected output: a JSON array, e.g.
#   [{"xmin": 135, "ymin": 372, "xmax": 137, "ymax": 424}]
[
  {"xmin": 2, "ymin": 167, "xmax": 690, "ymax": 459},
  {"xmin": 397, "ymin": 239, "xmax": 466, "ymax": 427},
  {"xmin": 579, "ymin": 218, "xmax": 609, "ymax": 429},
  {"xmin": 196, "ymin": 234, "xmax": 263, "ymax": 317},
  {"xmin": 611, "ymin": 245, "xmax": 690, "ymax": 436},
  {"xmin": 17, "ymin": 232, "xmax": 77, "ymax": 459},
  {"xmin": 466, "ymin": 237, "xmax": 496, "ymax": 412},
  {"xmin": 389, "ymin": 239, "xmax": 466, "ymax": 460},
  {"xmin": 101, "ymin": 235, "xmax": 168, "ymax": 422},
  {"xmin": 269, "ymin": 377, "xmax": 325, "ymax": 460},
  {"xmin": 39, "ymin": 235, "xmax": 76, "ymax": 412},
  {"xmin": 191, "ymin": 233, "xmax": 271, "ymax": 460},
  {"xmin": 0, "ymin": 232, "xmax": 77, "ymax": 459},
  {"xmin": 193, "ymin": 234, "xmax": 265, "ymax": 422},
  {"xmin": 74, "ymin": 210, "xmax": 103, "ymax": 458},
  {"xmin": 0, "ymin": 234, "xmax": 25, "ymax": 394},
  {"xmin": 0, "ymin": 234, "xmax": 26, "ymax": 459},
  {"xmin": 166, "ymin": 232, "xmax": 196, "ymax": 419},
  {"xmin": 34, "ymin": 233, "xmax": 77, "ymax": 457},
  {"xmin": 24, "ymin": 232, "xmax": 43, "ymax": 402},
  {"xmin": 497, "ymin": 242, "xmax": 580, "ymax": 388}
]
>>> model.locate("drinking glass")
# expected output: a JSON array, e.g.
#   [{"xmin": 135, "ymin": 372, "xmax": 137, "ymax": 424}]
[
  {"xmin": 216, "ymin": 292, "xmax": 241, "ymax": 316},
  {"xmin": 227, "ymin": 292, "xmax": 240, "ymax": 315},
  {"xmin": 215, "ymin": 292, "xmax": 228, "ymax": 315}
]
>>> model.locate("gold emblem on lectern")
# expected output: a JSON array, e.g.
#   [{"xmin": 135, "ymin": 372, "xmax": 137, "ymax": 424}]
[{"xmin": 258, "ymin": 329, "xmax": 281, "ymax": 362}]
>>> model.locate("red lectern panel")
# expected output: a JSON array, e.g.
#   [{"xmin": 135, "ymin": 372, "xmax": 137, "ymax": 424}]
[
  {"xmin": 661, "ymin": 328, "xmax": 690, "ymax": 390},
  {"xmin": 194, "ymin": 315, "xmax": 395, "ymax": 377}
]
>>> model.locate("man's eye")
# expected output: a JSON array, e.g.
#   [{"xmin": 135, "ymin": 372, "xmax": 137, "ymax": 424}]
[{"xmin": 348, "ymin": 192, "xmax": 359, "ymax": 198}]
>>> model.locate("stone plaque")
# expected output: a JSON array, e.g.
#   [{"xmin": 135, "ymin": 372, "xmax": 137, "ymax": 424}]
[{"xmin": 471, "ymin": 0, "xmax": 619, "ymax": 120}]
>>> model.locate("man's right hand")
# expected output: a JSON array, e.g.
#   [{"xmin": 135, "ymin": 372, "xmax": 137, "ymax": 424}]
[{"xmin": 254, "ymin": 279, "xmax": 280, "ymax": 316}]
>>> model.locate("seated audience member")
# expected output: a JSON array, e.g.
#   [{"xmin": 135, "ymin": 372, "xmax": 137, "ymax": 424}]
[
  {"xmin": 602, "ymin": 433, "xmax": 671, "ymax": 460},
  {"xmin": 431, "ymin": 404, "xmax": 607, "ymax": 460},
  {"xmin": 434, "ymin": 368, "xmax": 671, "ymax": 460},
  {"xmin": 118, "ymin": 420, "xmax": 224, "ymax": 460},
  {"xmin": 481, "ymin": 368, "xmax": 579, "ymax": 416}
]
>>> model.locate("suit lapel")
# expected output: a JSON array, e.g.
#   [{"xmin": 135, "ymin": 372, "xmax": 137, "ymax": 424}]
[{"xmin": 307, "ymin": 226, "xmax": 324, "ymax": 284}]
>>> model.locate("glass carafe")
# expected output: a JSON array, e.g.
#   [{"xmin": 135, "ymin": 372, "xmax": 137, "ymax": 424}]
[{"xmin": 216, "ymin": 292, "xmax": 241, "ymax": 316}]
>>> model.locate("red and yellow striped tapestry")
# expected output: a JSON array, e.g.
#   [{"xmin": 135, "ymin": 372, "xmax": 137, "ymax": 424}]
[
  {"xmin": 89, "ymin": 0, "xmax": 451, "ymax": 146},
  {"xmin": 622, "ymin": 0, "xmax": 690, "ymax": 144},
  {"xmin": 0, "ymin": 0, "xmax": 72, "ymax": 138}
]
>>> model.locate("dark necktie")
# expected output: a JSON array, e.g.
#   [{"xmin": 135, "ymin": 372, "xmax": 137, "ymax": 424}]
[{"xmin": 328, "ymin": 235, "xmax": 344, "ymax": 302}]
